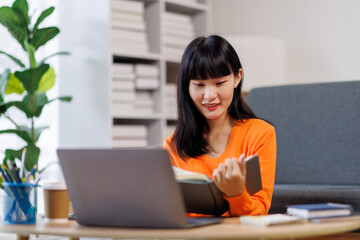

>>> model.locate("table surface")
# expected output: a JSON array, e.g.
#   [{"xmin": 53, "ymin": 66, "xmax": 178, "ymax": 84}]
[{"xmin": 1, "ymin": 216, "xmax": 360, "ymax": 240}]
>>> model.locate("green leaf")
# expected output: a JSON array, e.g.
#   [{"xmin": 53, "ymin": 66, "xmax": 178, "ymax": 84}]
[
  {"xmin": 12, "ymin": 0, "xmax": 29, "ymax": 27},
  {"xmin": 24, "ymin": 143, "xmax": 40, "ymax": 171},
  {"xmin": 0, "ymin": 100, "xmax": 20, "ymax": 116},
  {"xmin": 34, "ymin": 126, "xmax": 48, "ymax": 142},
  {"xmin": 0, "ymin": 7, "xmax": 27, "ymax": 49},
  {"xmin": 0, "ymin": 129, "xmax": 33, "ymax": 144},
  {"xmin": 38, "ymin": 51, "xmax": 70, "ymax": 66},
  {"xmin": 58, "ymin": 96, "xmax": 72, "ymax": 102},
  {"xmin": 0, "ymin": 50, "xmax": 26, "ymax": 68},
  {"xmin": 47, "ymin": 96, "xmax": 73, "ymax": 104},
  {"xmin": 5, "ymin": 73, "xmax": 25, "ymax": 95},
  {"xmin": 15, "ymin": 64, "xmax": 49, "ymax": 94},
  {"xmin": 31, "ymin": 27, "xmax": 59, "ymax": 51},
  {"xmin": 0, "ymin": 125, "xmax": 47, "ymax": 145},
  {"xmin": 0, "ymin": 104, "xmax": 5, "ymax": 116},
  {"xmin": 12, "ymin": 93, "xmax": 50, "ymax": 118},
  {"xmin": 3, "ymin": 145, "xmax": 40, "ymax": 171},
  {"xmin": 18, "ymin": 125, "xmax": 48, "ymax": 142},
  {"xmin": 37, "ymin": 67, "xmax": 55, "ymax": 93},
  {"xmin": 0, "ymin": 69, "xmax": 10, "ymax": 102},
  {"xmin": 33, "ymin": 93, "xmax": 49, "ymax": 117},
  {"xmin": 33, "ymin": 7, "xmax": 54, "ymax": 31},
  {"xmin": 11, "ymin": 94, "xmax": 32, "ymax": 118},
  {"xmin": 4, "ymin": 148, "xmax": 22, "ymax": 163}
]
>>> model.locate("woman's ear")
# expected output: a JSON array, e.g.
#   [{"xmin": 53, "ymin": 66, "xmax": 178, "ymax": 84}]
[{"xmin": 234, "ymin": 68, "xmax": 243, "ymax": 88}]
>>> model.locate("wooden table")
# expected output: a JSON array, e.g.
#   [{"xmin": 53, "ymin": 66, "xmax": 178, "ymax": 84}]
[{"xmin": 1, "ymin": 216, "xmax": 360, "ymax": 240}]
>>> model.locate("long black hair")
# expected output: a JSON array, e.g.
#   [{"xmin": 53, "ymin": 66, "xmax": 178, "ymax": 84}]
[{"xmin": 172, "ymin": 35, "xmax": 256, "ymax": 159}]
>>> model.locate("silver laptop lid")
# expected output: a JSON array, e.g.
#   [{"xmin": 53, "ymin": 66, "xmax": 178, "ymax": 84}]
[{"xmin": 57, "ymin": 148, "xmax": 188, "ymax": 228}]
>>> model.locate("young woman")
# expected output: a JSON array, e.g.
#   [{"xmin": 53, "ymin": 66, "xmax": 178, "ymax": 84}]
[{"xmin": 163, "ymin": 35, "xmax": 276, "ymax": 216}]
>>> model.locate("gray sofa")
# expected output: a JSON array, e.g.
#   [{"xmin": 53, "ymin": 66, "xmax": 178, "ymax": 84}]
[{"xmin": 246, "ymin": 81, "xmax": 360, "ymax": 214}]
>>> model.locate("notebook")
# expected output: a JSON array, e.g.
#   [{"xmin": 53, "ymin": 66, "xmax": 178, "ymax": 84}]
[
  {"xmin": 57, "ymin": 148, "xmax": 224, "ymax": 228},
  {"xmin": 240, "ymin": 214, "xmax": 307, "ymax": 227}
]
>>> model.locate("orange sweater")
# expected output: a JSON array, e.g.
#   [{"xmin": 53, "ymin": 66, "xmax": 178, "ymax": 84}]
[{"xmin": 163, "ymin": 118, "xmax": 277, "ymax": 216}]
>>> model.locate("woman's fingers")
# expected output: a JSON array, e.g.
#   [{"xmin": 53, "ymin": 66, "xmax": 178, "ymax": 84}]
[
  {"xmin": 212, "ymin": 154, "xmax": 247, "ymax": 197},
  {"xmin": 225, "ymin": 158, "xmax": 233, "ymax": 179},
  {"xmin": 238, "ymin": 154, "xmax": 246, "ymax": 175},
  {"xmin": 213, "ymin": 169, "xmax": 221, "ymax": 184},
  {"xmin": 231, "ymin": 157, "xmax": 241, "ymax": 175}
]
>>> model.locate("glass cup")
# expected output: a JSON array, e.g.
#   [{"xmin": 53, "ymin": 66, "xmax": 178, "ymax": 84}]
[
  {"xmin": 43, "ymin": 182, "xmax": 70, "ymax": 224},
  {"xmin": 2, "ymin": 182, "xmax": 38, "ymax": 224}
]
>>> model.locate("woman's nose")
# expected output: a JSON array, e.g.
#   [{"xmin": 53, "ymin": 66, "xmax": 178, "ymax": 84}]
[{"xmin": 204, "ymin": 85, "xmax": 217, "ymax": 100}]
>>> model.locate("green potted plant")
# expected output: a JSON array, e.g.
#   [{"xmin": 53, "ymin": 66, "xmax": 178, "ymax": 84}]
[{"xmin": 0, "ymin": 0, "xmax": 71, "ymax": 185}]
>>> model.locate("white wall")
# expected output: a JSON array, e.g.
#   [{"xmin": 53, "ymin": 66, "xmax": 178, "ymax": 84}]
[
  {"xmin": 58, "ymin": 0, "xmax": 110, "ymax": 148},
  {"xmin": 212, "ymin": 0, "xmax": 360, "ymax": 86}
]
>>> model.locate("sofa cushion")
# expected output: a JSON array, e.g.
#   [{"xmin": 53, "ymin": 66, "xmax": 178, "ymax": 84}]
[
  {"xmin": 246, "ymin": 81, "xmax": 360, "ymax": 185},
  {"xmin": 269, "ymin": 184, "xmax": 360, "ymax": 214}
]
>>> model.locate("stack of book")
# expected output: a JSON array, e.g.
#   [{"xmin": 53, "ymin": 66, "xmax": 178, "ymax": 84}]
[
  {"xmin": 110, "ymin": 0, "xmax": 148, "ymax": 55},
  {"xmin": 135, "ymin": 91, "xmax": 154, "ymax": 114},
  {"xmin": 165, "ymin": 83, "xmax": 177, "ymax": 118},
  {"xmin": 110, "ymin": 63, "xmax": 136, "ymax": 115},
  {"xmin": 164, "ymin": 12, "xmax": 194, "ymax": 61},
  {"xmin": 111, "ymin": 124, "xmax": 148, "ymax": 147},
  {"xmin": 134, "ymin": 64, "xmax": 160, "ymax": 90},
  {"xmin": 286, "ymin": 203, "xmax": 353, "ymax": 220}
]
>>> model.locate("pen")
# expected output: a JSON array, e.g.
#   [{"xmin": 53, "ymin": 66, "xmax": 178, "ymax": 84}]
[
  {"xmin": 19, "ymin": 148, "xmax": 27, "ymax": 180},
  {"xmin": 25, "ymin": 164, "xmax": 37, "ymax": 183},
  {"xmin": 25, "ymin": 172, "xmax": 31, "ymax": 183},
  {"xmin": 30, "ymin": 164, "xmax": 37, "ymax": 177},
  {"xmin": 6, "ymin": 160, "xmax": 22, "ymax": 183},
  {"xmin": 34, "ymin": 176, "xmax": 41, "ymax": 185},
  {"xmin": 0, "ymin": 165, "xmax": 11, "ymax": 182},
  {"xmin": 2, "ymin": 165, "xmax": 14, "ymax": 182},
  {"xmin": 0, "ymin": 172, "xmax": 5, "ymax": 182}
]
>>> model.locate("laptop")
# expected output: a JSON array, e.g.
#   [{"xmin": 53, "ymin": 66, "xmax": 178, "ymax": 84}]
[{"xmin": 57, "ymin": 148, "xmax": 224, "ymax": 228}]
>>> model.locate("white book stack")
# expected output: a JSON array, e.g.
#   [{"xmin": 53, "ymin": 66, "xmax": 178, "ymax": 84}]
[
  {"xmin": 110, "ymin": 0, "xmax": 149, "ymax": 55},
  {"xmin": 164, "ymin": 12, "xmax": 194, "ymax": 61},
  {"xmin": 134, "ymin": 63, "xmax": 160, "ymax": 90},
  {"xmin": 165, "ymin": 83, "xmax": 177, "ymax": 118},
  {"xmin": 135, "ymin": 90, "xmax": 155, "ymax": 114},
  {"xmin": 110, "ymin": 63, "xmax": 136, "ymax": 116},
  {"xmin": 111, "ymin": 124, "xmax": 148, "ymax": 147}
]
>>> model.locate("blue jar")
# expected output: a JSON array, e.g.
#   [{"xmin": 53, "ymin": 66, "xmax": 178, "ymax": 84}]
[{"xmin": 2, "ymin": 182, "xmax": 37, "ymax": 224}]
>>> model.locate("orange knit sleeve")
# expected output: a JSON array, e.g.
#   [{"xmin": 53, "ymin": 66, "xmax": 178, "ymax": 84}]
[{"xmin": 224, "ymin": 125, "xmax": 277, "ymax": 216}]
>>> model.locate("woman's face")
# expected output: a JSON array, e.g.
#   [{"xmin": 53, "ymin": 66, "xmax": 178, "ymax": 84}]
[{"xmin": 188, "ymin": 69, "xmax": 242, "ymax": 121}]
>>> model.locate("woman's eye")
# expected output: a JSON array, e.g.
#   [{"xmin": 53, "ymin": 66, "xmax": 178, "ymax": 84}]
[
  {"xmin": 216, "ymin": 81, "xmax": 226, "ymax": 86},
  {"xmin": 194, "ymin": 82, "xmax": 204, "ymax": 87}
]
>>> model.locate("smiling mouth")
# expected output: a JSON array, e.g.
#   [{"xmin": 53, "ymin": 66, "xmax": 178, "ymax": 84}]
[{"xmin": 203, "ymin": 103, "xmax": 220, "ymax": 111}]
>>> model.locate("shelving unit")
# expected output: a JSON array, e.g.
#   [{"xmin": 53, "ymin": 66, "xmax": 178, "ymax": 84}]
[
  {"xmin": 109, "ymin": 0, "xmax": 211, "ymax": 147},
  {"xmin": 58, "ymin": 0, "xmax": 210, "ymax": 148}
]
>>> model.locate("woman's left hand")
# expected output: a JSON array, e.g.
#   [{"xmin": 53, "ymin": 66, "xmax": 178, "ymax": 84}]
[{"xmin": 212, "ymin": 154, "xmax": 246, "ymax": 197}]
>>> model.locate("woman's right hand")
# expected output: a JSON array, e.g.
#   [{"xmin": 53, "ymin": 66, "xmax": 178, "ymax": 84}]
[{"xmin": 212, "ymin": 154, "xmax": 246, "ymax": 198}]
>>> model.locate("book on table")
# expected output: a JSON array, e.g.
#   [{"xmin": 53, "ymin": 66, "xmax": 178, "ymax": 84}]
[
  {"xmin": 240, "ymin": 214, "xmax": 307, "ymax": 227},
  {"xmin": 173, "ymin": 154, "xmax": 262, "ymax": 216},
  {"xmin": 286, "ymin": 203, "xmax": 353, "ymax": 219}
]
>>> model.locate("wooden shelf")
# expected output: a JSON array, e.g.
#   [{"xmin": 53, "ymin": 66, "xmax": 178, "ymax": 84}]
[{"xmin": 109, "ymin": 0, "xmax": 210, "ymax": 147}]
